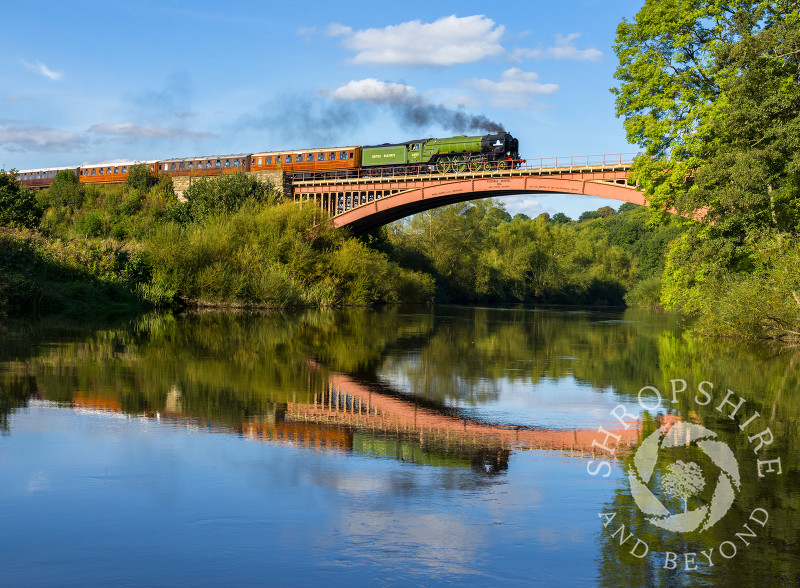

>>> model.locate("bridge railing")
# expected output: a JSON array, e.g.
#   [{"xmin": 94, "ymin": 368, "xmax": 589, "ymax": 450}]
[
  {"xmin": 290, "ymin": 153, "xmax": 640, "ymax": 184},
  {"xmin": 524, "ymin": 153, "xmax": 639, "ymax": 170}
]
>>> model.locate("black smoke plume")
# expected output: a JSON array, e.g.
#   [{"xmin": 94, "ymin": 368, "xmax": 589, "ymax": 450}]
[
  {"xmin": 395, "ymin": 102, "xmax": 504, "ymax": 134},
  {"xmin": 241, "ymin": 93, "xmax": 504, "ymax": 147}
]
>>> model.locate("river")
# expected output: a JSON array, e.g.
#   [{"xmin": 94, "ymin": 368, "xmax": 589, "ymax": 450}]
[{"xmin": 1, "ymin": 306, "xmax": 797, "ymax": 586}]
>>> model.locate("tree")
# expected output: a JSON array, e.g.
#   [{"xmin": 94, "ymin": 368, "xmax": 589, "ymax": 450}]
[
  {"xmin": 597, "ymin": 206, "xmax": 617, "ymax": 218},
  {"xmin": 126, "ymin": 163, "xmax": 158, "ymax": 192},
  {"xmin": 662, "ymin": 460, "xmax": 706, "ymax": 512},
  {"xmin": 613, "ymin": 1, "xmax": 800, "ymax": 228},
  {"xmin": 45, "ymin": 169, "xmax": 84, "ymax": 210},
  {"xmin": 0, "ymin": 171, "xmax": 43, "ymax": 229},
  {"xmin": 578, "ymin": 210, "xmax": 601, "ymax": 222},
  {"xmin": 551, "ymin": 212, "xmax": 572, "ymax": 224}
]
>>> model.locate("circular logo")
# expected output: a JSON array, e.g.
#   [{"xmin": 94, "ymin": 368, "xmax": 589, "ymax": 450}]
[{"xmin": 628, "ymin": 421, "xmax": 741, "ymax": 532}]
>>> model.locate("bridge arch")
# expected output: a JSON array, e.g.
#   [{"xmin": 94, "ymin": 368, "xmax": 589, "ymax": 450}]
[{"xmin": 328, "ymin": 175, "xmax": 644, "ymax": 234}]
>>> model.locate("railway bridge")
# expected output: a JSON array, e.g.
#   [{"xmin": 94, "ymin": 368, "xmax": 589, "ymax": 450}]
[{"xmin": 289, "ymin": 153, "xmax": 640, "ymax": 234}]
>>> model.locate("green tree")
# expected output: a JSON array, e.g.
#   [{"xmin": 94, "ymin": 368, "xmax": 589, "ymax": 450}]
[
  {"xmin": 181, "ymin": 173, "xmax": 280, "ymax": 223},
  {"xmin": 0, "ymin": 171, "xmax": 43, "ymax": 229},
  {"xmin": 126, "ymin": 163, "xmax": 157, "ymax": 192},
  {"xmin": 551, "ymin": 212, "xmax": 572, "ymax": 224},
  {"xmin": 578, "ymin": 210, "xmax": 601, "ymax": 222},
  {"xmin": 44, "ymin": 169, "xmax": 84, "ymax": 210},
  {"xmin": 614, "ymin": 0, "xmax": 800, "ymax": 226}
]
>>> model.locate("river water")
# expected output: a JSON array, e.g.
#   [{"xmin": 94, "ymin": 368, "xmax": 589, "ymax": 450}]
[{"xmin": 1, "ymin": 306, "xmax": 797, "ymax": 586}]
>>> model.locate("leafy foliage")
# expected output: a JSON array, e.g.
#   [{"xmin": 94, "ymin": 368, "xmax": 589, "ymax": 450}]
[
  {"xmin": 179, "ymin": 172, "xmax": 282, "ymax": 224},
  {"xmin": 385, "ymin": 200, "xmax": 682, "ymax": 306},
  {"xmin": 125, "ymin": 163, "xmax": 158, "ymax": 192},
  {"xmin": 0, "ymin": 171, "xmax": 43, "ymax": 229},
  {"xmin": 614, "ymin": 0, "xmax": 800, "ymax": 339}
]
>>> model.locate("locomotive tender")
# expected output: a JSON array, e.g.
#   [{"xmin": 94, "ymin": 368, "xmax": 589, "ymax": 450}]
[{"xmin": 16, "ymin": 132, "xmax": 522, "ymax": 189}]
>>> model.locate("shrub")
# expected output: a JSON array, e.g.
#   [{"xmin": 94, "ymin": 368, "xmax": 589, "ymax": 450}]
[
  {"xmin": 126, "ymin": 163, "xmax": 158, "ymax": 192},
  {"xmin": 0, "ymin": 171, "xmax": 43, "ymax": 229}
]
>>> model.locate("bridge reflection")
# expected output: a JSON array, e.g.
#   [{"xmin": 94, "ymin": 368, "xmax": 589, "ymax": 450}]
[{"xmin": 63, "ymin": 360, "xmax": 640, "ymax": 475}]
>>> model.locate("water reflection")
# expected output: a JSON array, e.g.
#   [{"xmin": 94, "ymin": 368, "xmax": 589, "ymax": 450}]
[{"xmin": 0, "ymin": 306, "xmax": 798, "ymax": 585}]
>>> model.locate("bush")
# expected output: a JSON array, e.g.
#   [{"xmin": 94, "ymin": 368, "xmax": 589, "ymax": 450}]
[
  {"xmin": 0, "ymin": 171, "xmax": 43, "ymax": 229},
  {"xmin": 43, "ymin": 169, "xmax": 84, "ymax": 210},
  {"xmin": 182, "ymin": 173, "xmax": 280, "ymax": 223},
  {"xmin": 74, "ymin": 211, "xmax": 106, "ymax": 238},
  {"xmin": 126, "ymin": 163, "xmax": 157, "ymax": 192}
]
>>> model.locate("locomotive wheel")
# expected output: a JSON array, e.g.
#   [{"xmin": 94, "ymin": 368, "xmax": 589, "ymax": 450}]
[
  {"xmin": 469, "ymin": 160, "xmax": 484, "ymax": 172},
  {"xmin": 496, "ymin": 161, "xmax": 508, "ymax": 171},
  {"xmin": 436, "ymin": 158, "xmax": 451, "ymax": 173},
  {"xmin": 453, "ymin": 155, "xmax": 468, "ymax": 173}
]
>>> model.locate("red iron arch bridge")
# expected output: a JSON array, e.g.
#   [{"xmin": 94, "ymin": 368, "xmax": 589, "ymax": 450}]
[{"xmin": 290, "ymin": 153, "xmax": 641, "ymax": 233}]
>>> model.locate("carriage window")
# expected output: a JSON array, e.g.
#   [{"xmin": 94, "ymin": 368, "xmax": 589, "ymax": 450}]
[
  {"xmin": 285, "ymin": 155, "xmax": 292, "ymax": 163},
  {"xmin": 188, "ymin": 162, "xmax": 194, "ymax": 170},
  {"xmin": 122, "ymin": 166, "xmax": 127, "ymax": 173},
  {"xmin": 265, "ymin": 156, "xmax": 272, "ymax": 164},
  {"xmin": 306, "ymin": 154, "xmax": 313, "ymax": 162},
  {"xmin": 234, "ymin": 158, "xmax": 240, "ymax": 166},
  {"xmin": 317, "ymin": 153, "xmax": 324, "ymax": 161},
  {"xmin": 170, "ymin": 163, "xmax": 176, "ymax": 170},
  {"xmin": 339, "ymin": 151, "xmax": 347, "ymax": 160},
  {"xmin": 92, "ymin": 169, "xmax": 96, "ymax": 175},
  {"xmin": 99, "ymin": 169, "xmax": 104, "ymax": 175},
  {"xmin": 296, "ymin": 154, "xmax": 303, "ymax": 162},
  {"xmin": 224, "ymin": 159, "xmax": 230, "ymax": 167},
  {"xmin": 275, "ymin": 155, "xmax": 281, "ymax": 163},
  {"xmin": 215, "ymin": 160, "xmax": 221, "ymax": 168},
  {"xmin": 328, "ymin": 152, "xmax": 335, "ymax": 161},
  {"xmin": 179, "ymin": 162, "xmax": 185, "ymax": 170},
  {"xmin": 113, "ymin": 167, "xmax": 118, "ymax": 173}
]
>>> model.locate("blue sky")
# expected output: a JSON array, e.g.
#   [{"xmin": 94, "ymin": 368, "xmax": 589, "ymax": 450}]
[{"xmin": 1, "ymin": 0, "xmax": 643, "ymax": 218}]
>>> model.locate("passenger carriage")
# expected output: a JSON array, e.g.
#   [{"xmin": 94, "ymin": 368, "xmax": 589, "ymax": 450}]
[
  {"xmin": 79, "ymin": 161, "xmax": 157, "ymax": 184},
  {"xmin": 158, "ymin": 154, "xmax": 251, "ymax": 178},
  {"xmin": 17, "ymin": 166, "xmax": 80, "ymax": 189}
]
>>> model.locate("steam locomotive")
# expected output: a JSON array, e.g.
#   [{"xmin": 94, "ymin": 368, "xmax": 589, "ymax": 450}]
[{"xmin": 16, "ymin": 132, "xmax": 522, "ymax": 189}]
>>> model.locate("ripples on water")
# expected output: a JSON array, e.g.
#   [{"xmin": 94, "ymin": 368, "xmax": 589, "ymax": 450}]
[{"xmin": 0, "ymin": 306, "xmax": 797, "ymax": 586}]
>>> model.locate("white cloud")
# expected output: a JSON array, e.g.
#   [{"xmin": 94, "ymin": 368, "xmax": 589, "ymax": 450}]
[
  {"xmin": 504, "ymin": 196, "xmax": 545, "ymax": 218},
  {"xmin": 329, "ymin": 79, "xmax": 417, "ymax": 104},
  {"xmin": 469, "ymin": 68, "xmax": 559, "ymax": 110},
  {"xmin": 0, "ymin": 124, "xmax": 82, "ymax": 152},
  {"xmin": 326, "ymin": 23, "xmax": 352, "ymax": 36},
  {"xmin": 88, "ymin": 122, "xmax": 214, "ymax": 141},
  {"xmin": 330, "ymin": 15, "xmax": 504, "ymax": 66},
  {"xmin": 21, "ymin": 60, "xmax": 63, "ymax": 81},
  {"xmin": 515, "ymin": 33, "xmax": 602, "ymax": 62}
]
